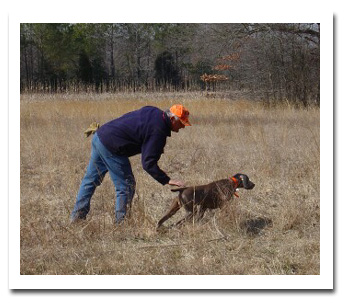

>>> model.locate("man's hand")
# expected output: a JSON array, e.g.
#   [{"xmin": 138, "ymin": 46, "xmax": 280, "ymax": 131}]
[{"xmin": 168, "ymin": 179, "xmax": 185, "ymax": 187}]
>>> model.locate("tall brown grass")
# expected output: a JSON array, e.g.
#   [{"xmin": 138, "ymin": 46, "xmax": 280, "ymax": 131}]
[{"xmin": 20, "ymin": 92, "xmax": 320, "ymax": 275}]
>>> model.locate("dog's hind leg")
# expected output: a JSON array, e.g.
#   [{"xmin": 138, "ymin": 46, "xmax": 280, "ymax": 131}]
[
  {"xmin": 173, "ymin": 203, "xmax": 200, "ymax": 227},
  {"xmin": 157, "ymin": 197, "xmax": 182, "ymax": 228}
]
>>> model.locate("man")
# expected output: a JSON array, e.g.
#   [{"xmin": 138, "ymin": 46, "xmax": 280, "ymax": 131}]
[{"xmin": 70, "ymin": 104, "xmax": 191, "ymax": 223}]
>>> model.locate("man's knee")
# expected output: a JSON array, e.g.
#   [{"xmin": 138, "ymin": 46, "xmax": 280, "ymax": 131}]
[{"xmin": 127, "ymin": 176, "xmax": 136, "ymax": 192}]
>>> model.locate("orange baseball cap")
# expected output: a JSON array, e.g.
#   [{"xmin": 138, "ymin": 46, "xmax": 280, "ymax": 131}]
[{"xmin": 170, "ymin": 104, "xmax": 191, "ymax": 126}]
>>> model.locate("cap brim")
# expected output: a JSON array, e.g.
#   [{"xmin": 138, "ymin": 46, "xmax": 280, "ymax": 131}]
[{"xmin": 180, "ymin": 119, "xmax": 191, "ymax": 126}]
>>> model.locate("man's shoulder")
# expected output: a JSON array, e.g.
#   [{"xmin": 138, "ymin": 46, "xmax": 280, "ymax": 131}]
[
  {"xmin": 140, "ymin": 106, "xmax": 171, "ymax": 136},
  {"xmin": 139, "ymin": 106, "xmax": 165, "ymax": 120},
  {"xmin": 140, "ymin": 106, "xmax": 162, "ymax": 113}
]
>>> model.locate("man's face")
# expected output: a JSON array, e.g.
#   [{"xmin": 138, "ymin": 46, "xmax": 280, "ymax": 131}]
[{"xmin": 170, "ymin": 117, "xmax": 185, "ymax": 133}]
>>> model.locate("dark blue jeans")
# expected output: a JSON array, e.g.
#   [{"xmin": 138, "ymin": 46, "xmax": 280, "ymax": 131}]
[{"xmin": 71, "ymin": 133, "xmax": 136, "ymax": 223}]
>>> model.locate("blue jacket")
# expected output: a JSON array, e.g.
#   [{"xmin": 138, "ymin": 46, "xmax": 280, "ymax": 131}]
[{"xmin": 97, "ymin": 106, "xmax": 171, "ymax": 185}]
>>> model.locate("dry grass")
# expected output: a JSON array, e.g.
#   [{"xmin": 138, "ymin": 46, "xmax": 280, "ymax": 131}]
[{"xmin": 20, "ymin": 92, "xmax": 320, "ymax": 275}]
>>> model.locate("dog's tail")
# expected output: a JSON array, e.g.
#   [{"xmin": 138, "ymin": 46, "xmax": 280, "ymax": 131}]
[{"xmin": 171, "ymin": 187, "xmax": 187, "ymax": 192}]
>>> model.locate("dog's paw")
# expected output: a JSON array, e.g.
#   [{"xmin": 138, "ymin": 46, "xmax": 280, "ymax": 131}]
[{"xmin": 156, "ymin": 225, "xmax": 168, "ymax": 233}]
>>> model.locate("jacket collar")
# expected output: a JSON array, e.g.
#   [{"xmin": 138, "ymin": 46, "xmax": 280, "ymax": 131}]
[{"xmin": 162, "ymin": 112, "xmax": 172, "ymax": 137}]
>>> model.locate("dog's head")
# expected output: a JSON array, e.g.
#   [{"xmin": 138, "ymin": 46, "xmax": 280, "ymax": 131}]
[{"xmin": 232, "ymin": 173, "xmax": 255, "ymax": 190}]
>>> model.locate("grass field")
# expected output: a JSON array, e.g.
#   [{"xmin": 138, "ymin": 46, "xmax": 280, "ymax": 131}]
[{"xmin": 20, "ymin": 92, "xmax": 320, "ymax": 275}]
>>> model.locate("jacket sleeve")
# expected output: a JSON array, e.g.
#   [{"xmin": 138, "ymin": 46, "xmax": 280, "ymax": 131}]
[{"xmin": 141, "ymin": 134, "xmax": 170, "ymax": 185}]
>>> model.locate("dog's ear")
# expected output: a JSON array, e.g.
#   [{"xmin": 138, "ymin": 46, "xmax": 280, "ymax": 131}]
[
  {"xmin": 239, "ymin": 174, "xmax": 248, "ymax": 188},
  {"xmin": 233, "ymin": 173, "xmax": 248, "ymax": 188},
  {"xmin": 233, "ymin": 173, "xmax": 254, "ymax": 189},
  {"xmin": 239, "ymin": 174, "xmax": 255, "ymax": 189}
]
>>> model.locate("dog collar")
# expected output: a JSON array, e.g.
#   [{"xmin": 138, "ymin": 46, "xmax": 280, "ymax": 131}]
[
  {"xmin": 231, "ymin": 177, "xmax": 238, "ymax": 188},
  {"xmin": 230, "ymin": 177, "xmax": 239, "ymax": 197}
]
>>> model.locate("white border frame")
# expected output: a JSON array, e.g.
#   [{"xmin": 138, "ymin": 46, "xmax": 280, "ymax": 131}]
[{"xmin": 8, "ymin": 4, "xmax": 334, "ymax": 290}]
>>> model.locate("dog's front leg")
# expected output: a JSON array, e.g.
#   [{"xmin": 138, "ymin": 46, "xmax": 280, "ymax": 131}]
[{"xmin": 196, "ymin": 205, "xmax": 207, "ymax": 222}]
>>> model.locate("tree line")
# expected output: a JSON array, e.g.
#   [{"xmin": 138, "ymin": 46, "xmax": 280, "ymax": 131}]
[{"xmin": 20, "ymin": 23, "xmax": 320, "ymax": 105}]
